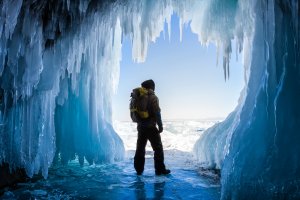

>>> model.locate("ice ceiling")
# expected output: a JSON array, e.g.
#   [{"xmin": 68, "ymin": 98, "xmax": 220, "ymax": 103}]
[{"xmin": 0, "ymin": 0, "xmax": 299, "ymax": 199}]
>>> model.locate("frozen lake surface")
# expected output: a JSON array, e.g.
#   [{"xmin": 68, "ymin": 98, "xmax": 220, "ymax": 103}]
[
  {"xmin": 1, "ymin": 120, "xmax": 221, "ymax": 199},
  {"xmin": 1, "ymin": 152, "xmax": 220, "ymax": 199}
]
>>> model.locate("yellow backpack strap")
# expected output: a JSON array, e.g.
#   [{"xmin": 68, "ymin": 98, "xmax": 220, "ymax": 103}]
[{"xmin": 139, "ymin": 87, "xmax": 148, "ymax": 96}]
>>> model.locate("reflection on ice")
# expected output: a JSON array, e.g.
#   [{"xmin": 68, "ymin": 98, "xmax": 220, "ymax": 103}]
[
  {"xmin": 1, "ymin": 151, "xmax": 220, "ymax": 200},
  {"xmin": 1, "ymin": 120, "xmax": 220, "ymax": 199}
]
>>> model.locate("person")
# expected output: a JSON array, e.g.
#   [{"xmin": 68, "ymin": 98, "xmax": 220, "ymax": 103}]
[{"xmin": 134, "ymin": 79, "xmax": 171, "ymax": 175}]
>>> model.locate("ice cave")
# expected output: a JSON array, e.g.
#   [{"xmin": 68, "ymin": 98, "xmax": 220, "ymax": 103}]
[{"xmin": 0, "ymin": 0, "xmax": 299, "ymax": 199}]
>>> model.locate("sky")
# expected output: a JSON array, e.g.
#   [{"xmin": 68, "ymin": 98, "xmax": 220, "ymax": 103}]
[{"xmin": 112, "ymin": 15, "xmax": 244, "ymax": 121}]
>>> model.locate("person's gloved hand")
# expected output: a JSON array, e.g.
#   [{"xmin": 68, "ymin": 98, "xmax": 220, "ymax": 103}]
[{"xmin": 158, "ymin": 126, "xmax": 163, "ymax": 133}]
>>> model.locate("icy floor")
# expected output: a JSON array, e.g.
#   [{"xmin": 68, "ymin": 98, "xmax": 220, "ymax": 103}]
[
  {"xmin": 1, "ymin": 120, "xmax": 221, "ymax": 199},
  {"xmin": 1, "ymin": 151, "xmax": 220, "ymax": 200}
]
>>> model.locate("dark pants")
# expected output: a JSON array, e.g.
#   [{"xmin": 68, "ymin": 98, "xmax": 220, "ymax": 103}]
[{"xmin": 134, "ymin": 126, "xmax": 166, "ymax": 173}]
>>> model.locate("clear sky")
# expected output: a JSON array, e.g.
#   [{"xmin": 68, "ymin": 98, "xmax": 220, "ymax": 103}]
[{"xmin": 112, "ymin": 14, "xmax": 244, "ymax": 121}]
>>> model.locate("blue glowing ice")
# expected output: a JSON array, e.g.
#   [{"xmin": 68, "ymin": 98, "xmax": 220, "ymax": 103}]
[{"xmin": 0, "ymin": 0, "xmax": 299, "ymax": 199}]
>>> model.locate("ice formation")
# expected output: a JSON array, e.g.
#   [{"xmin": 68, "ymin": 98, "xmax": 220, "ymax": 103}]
[
  {"xmin": 0, "ymin": 0, "xmax": 125, "ymax": 178},
  {"xmin": 0, "ymin": 0, "xmax": 299, "ymax": 199},
  {"xmin": 194, "ymin": 0, "xmax": 300, "ymax": 199}
]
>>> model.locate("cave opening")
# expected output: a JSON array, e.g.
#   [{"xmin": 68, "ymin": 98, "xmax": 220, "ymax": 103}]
[{"xmin": 112, "ymin": 14, "xmax": 244, "ymax": 156}]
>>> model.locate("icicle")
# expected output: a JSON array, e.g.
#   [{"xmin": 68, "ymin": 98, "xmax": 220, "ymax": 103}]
[
  {"xmin": 223, "ymin": 57, "xmax": 227, "ymax": 81},
  {"xmin": 67, "ymin": 0, "xmax": 70, "ymax": 11},
  {"xmin": 179, "ymin": 17, "xmax": 183, "ymax": 42},
  {"xmin": 166, "ymin": 14, "xmax": 172, "ymax": 42},
  {"xmin": 4, "ymin": 0, "xmax": 23, "ymax": 39},
  {"xmin": 236, "ymin": 38, "xmax": 239, "ymax": 61}
]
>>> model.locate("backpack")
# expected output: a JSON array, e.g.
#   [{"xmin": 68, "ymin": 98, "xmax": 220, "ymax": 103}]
[{"xmin": 130, "ymin": 87, "xmax": 150, "ymax": 122}]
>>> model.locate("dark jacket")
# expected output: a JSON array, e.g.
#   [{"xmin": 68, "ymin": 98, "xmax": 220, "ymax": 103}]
[{"xmin": 138, "ymin": 89, "xmax": 163, "ymax": 128}]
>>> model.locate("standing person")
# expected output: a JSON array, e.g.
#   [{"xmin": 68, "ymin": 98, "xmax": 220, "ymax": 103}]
[{"xmin": 133, "ymin": 79, "xmax": 170, "ymax": 175}]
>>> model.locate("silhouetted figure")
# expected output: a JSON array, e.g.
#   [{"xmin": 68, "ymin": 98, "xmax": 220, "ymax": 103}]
[{"xmin": 133, "ymin": 79, "xmax": 170, "ymax": 175}]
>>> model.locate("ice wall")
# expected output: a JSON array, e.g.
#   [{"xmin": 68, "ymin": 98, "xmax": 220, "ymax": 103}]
[
  {"xmin": 0, "ymin": 0, "xmax": 125, "ymax": 178},
  {"xmin": 195, "ymin": 0, "xmax": 300, "ymax": 199},
  {"xmin": 220, "ymin": 1, "xmax": 300, "ymax": 199},
  {"xmin": 1, "ymin": 0, "xmax": 299, "ymax": 199}
]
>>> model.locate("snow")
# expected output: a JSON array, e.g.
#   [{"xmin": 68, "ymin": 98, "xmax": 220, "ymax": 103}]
[
  {"xmin": 0, "ymin": 0, "xmax": 300, "ymax": 199},
  {"xmin": 114, "ymin": 120, "xmax": 219, "ymax": 153}
]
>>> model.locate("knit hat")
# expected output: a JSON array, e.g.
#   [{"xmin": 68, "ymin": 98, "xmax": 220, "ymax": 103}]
[{"xmin": 141, "ymin": 79, "xmax": 155, "ymax": 91}]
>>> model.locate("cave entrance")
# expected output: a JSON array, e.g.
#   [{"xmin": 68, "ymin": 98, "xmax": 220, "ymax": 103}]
[{"xmin": 112, "ymin": 14, "xmax": 244, "ymax": 157}]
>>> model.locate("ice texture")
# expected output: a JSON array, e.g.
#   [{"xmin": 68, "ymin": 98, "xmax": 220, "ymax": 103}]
[
  {"xmin": 195, "ymin": 0, "xmax": 300, "ymax": 199},
  {"xmin": 0, "ymin": 0, "xmax": 125, "ymax": 178},
  {"xmin": 0, "ymin": 0, "xmax": 299, "ymax": 199}
]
